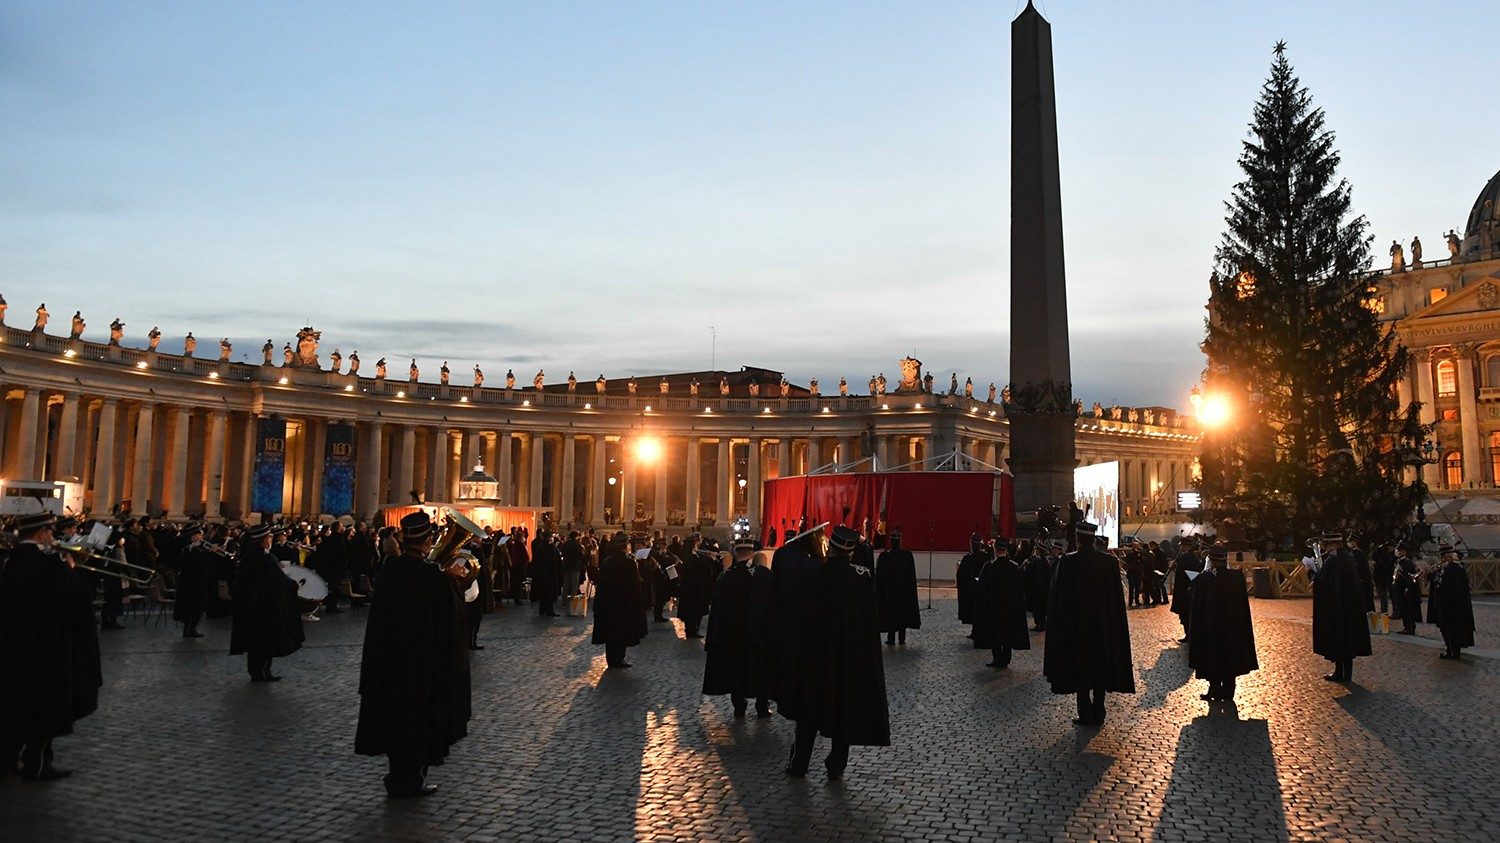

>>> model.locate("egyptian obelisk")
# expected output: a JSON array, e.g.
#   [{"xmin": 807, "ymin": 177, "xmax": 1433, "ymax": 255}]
[{"xmin": 1006, "ymin": 1, "xmax": 1077, "ymax": 516}]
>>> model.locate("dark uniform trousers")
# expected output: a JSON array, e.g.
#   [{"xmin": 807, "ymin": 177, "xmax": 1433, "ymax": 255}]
[
  {"xmin": 730, "ymin": 692, "xmax": 770, "ymax": 717},
  {"xmin": 1205, "ymin": 677, "xmax": 1237, "ymax": 700},
  {"xmin": 605, "ymin": 642, "xmax": 628, "ymax": 667},
  {"xmin": 1075, "ymin": 689, "xmax": 1107, "ymax": 724},
  {"xmin": 990, "ymin": 644, "xmax": 1012, "ymax": 669},
  {"xmin": 789, "ymin": 720, "xmax": 849, "ymax": 777}
]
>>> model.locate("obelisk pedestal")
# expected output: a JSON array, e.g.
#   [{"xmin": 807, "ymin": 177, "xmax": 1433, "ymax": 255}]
[{"xmin": 1006, "ymin": 1, "xmax": 1077, "ymax": 517}]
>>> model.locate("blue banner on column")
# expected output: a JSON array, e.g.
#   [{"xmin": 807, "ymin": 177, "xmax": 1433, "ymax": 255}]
[
  {"xmin": 252, "ymin": 418, "xmax": 286, "ymax": 514},
  {"xmin": 321, "ymin": 423, "xmax": 356, "ymax": 516}
]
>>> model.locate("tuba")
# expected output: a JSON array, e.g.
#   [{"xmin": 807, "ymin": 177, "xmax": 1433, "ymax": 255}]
[{"xmin": 427, "ymin": 507, "xmax": 486, "ymax": 566}]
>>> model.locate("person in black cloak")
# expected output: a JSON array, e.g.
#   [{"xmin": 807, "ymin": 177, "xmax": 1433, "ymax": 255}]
[
  {"xmin": 592, "ymin": 532, "xmax": 647, "ymax": 668},
  {"xmin": 974, "ymin": 541, "xmax": 1029, "ymax": 670},
  {"xmin": 531, "ymin": 529, "xmax": 563, "ymax": 618},
  {"xmin": 956, "ymin": 534, "xmax": 991, "ymax": 639},
  {"xmin": 874, "ymin": 526, "xmax": 921, "ymax": 646},
  {"xmin": 784, "ymin": 525, "xmax": 889, "ymax": 780},
  {"xmin": 1169, "ymin": 536, "xmax": 1204, "ymax": 641},
  {"xmin": 1022, "ymin": 541, "xmax": 1054, "ymax": 631},
  {"xmin": 174, "ymin": 523, "xmax": 217, "ymax": 638},
  {"xmin": 355, "ymin": 511, "xmax": 472, "ymax": 799},
  {"xmin": 0, "ymin": 513, "xmax": 102, "ymax": 782},
  {"xmin": 1310, "ymin": 531, "xmax": 1371, "ymax": 682},
  {"xmin": 768, "ymin": 522, "xmax": 825, "ymax": 723},
  {"xmin": 1391, "ymin": 545, "xmax": 1424, "ymax": 635},
  {"xmin": 639, "ymin": 536, "xmax": 672, "ymax": 624},
  {"xmin": 1043, "ymin": 522, "xmax": 1134, "ymax": 726},
  {"xmin": 1346, "ymin": 534, "xmax": 1375, "ymax": 614},
  {"xmin": 1433, "ymin": 546, "xmax": 1475, "ymax": 660},
  {"xmin": 1187, "ymin": 544, "xmax": 1258, "ymax": 703},
  {"xmin": 677, "ymin": 537, "xmax": 717, "ymax": 639},
  {"xmin": 229, "ymin": 524, "xmax": 304, "ymax": 682},
  {"xmin": 703, "ymin": 539, "xmax": 770, "ymax": 717}
]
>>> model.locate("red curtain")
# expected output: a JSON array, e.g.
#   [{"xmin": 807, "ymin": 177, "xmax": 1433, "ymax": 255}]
[{"xmin": 760, "ymin": 472, "xmax": 1014, "ymax": 551}]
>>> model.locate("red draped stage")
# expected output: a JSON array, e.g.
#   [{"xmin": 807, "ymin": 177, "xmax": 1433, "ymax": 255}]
[{"xmin": 759, "ymin": 471, "xmax": 1015, "ymax": 552}]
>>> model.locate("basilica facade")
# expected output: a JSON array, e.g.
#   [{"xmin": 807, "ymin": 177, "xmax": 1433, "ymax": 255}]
[
  {"xmin": 1373, "ymin": 169, "xmax": 1500, "ymax": 491},
  {"xmin": 0, "ymin": 313, "xmax": 1198, "ymax": 531}
]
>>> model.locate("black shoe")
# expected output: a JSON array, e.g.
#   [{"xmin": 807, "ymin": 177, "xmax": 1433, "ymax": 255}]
[
  {"xmin": 733, "ymin": 709, "xmax": 747, "ymax": 719},
  {"xmin": 783, "ymin": 766, "xmax": 806, "ymax": 778},
  {"xmin": 756, "ymin": 708, "xmax": 773, "ymax": 718},
  {"xmin": 101, "ymin": 621, "xmax": 125, "ymax": 630},
  {"xmin": 387, "ymin": 784, "xmax": 439, "ymax": 799},
  {"xmin": 184, "ymin": 631, "xmax": 204, "ymax": 639},
  {"xmin": 985, "ymin": 662, "xmax": 1007, "ymax": 669},
  {"xmin": 20, "ymin": 767, "xmax": 71, "ymax": 782},
  {"xmin": 1199, "ymin": 693, "xmax": 1216, "ymax": 701},
  {"xmin": 826, "ymin": 767, "xmax": 844, "ymax": 781},
  {"xmin": 1322, "ymin": 673, "xmax": 1342, "ymax": 681},
  {"xmin": 1439, "ymin": 652, "xmax": 1455, "ymax": 660}
]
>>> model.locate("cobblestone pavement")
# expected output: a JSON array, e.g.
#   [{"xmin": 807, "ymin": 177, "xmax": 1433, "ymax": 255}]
[{"xmin": 2, "ymin": 591, "xmax": 1496, "ymax": 842}]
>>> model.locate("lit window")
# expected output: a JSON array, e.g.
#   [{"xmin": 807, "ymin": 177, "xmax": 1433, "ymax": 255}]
[
  {"xmin": 1430, "ymin": 287, "xmax": 1448, "ymax": 304},
  {"xmin": 1444, "ymin": 451, "xmax": 1462, "ymax": 487},
  {"xmin": 1436, "ymin": 359, "xmax": 1457, "ymax": 397}
]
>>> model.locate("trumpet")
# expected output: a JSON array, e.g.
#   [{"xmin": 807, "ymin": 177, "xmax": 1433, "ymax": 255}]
[{"xmin": 53, "ymin": 541, "xmax": 158, "ymax": 586}]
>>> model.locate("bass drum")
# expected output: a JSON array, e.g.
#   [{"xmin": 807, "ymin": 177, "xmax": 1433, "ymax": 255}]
[{"xmin": 285, "ymin": 566, "xmax": 329, "ymax": 601}]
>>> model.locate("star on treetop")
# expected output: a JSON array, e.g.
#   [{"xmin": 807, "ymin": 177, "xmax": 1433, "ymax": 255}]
[{"xmin": 1273, "ymin": 40, "xmax": 1288, "ymax": 56}]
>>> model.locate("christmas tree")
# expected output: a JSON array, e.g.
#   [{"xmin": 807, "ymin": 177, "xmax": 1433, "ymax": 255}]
[{"xmin": 1199, "ymin": 43, "xmax": 1423, "ymax": 548}]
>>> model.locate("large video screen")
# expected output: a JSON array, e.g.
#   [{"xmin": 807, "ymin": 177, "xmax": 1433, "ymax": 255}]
[{"xmin": 1073, "ymin": 461, "xmax": 1121, "ymax": 549}]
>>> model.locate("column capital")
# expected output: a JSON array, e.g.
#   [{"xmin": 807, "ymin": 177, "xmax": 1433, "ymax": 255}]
[
  {"xmin": 1413, "ymin": 347, "xmax": 1435, "ymax": 364},
  {"xmin": 1453, "ymin": 341, "xmax": 1480, "ymax": 359}
]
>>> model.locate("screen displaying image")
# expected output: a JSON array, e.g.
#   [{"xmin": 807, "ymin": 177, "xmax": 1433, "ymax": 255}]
[{"xmin": 1073, "ymin": 461, "xmax": 1121, "ymax": 549}]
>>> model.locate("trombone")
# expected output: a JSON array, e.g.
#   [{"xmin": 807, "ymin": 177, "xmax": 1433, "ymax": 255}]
[{"xmin": 53, "ymin": 541, "xmax": 158, "ymax": 586}]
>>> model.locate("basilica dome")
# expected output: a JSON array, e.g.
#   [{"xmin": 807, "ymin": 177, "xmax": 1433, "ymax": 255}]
[{"xmin": 1463, "ymin": 168, "xmax": 1499, "ymax": 258}]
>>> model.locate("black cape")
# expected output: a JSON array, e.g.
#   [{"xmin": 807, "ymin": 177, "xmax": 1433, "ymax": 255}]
[
  {"xmin": 1187, "ymin": 566, "xmax": 1258, "ymax": 681},
  {"xmin": 678, "ymin": 550, "xmax": 717, "ymax": 621},
  {"xmin": 0, "ymin": 544, "xmax": 101, "ymax": 743},
  {"xmin": 956, "ymin": 548, "xmax": 991, "ymax": 624},
  {"xmin": 767, "ymin": 542, "xmax": 823, "ymax": 721},
  {"xmin": 531, "ymin": 539, "xmax": 563, "ymax": 605},
  {"xmin": 1434, "ymin": 562, "xmax": 1476, "ymax": 649},
  {"xmin": 591, "ymin": 550, "xmax": 647, "ymax": 646},
  {"xmin": 874, "ymin": 547, "xmax": 921, "ymax": 633},
  {"xmin": 228, "ymin": 547, "xmax": 305, "ymax": 658},
  {"xmin": 1391, "ymin": 557, "xmax": 1424, "ymax": 623},
  {"xmin": 702, "ymin": 561, "xmax": 766, "ymax": 698},
  {"xmin": 974, "ymin": 555, "xmax": 1030, "ymax": 651},
  {"xmin": 1170, "ymin": 552, "xmax": 1204, "ymax": 618},
  {"xmin": 1023, "ymin": 553, "xmax": 1052, "ymax": 614},
  {"xmin": 793, "ymin": 555, "xmax": 890, "ymax": 746},
  {"xmin": 1043, "ymin": 547, "xmax": 1135, "ymax": 694},
  {"xmin": 1311, "ymin": 549, "xmax": 1372, "ymax": 661},
  {"xmin": 174, "ymin": 543, "xmax": 219, "ymax": 623},
  {"xmin": 355, "ymin": 553, "xmax": 471, "ymax": 765}
]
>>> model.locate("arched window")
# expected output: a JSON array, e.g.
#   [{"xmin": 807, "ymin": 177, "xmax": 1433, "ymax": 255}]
[
  {"xmin": 1487, "ymin": 355, "xmax": 1500, "ymax": 388},
  {"xmin": 1444, "ymin": 451, "xmax": 1463, "ymax": 487},
  {"xmin": 1436, "ymin": 359, "xmax": 1457, "ymax": 396}
]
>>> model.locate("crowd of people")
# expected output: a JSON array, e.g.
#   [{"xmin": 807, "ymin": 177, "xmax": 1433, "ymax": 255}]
[{"xmin": 0, "ymin": 505, "xmax": 1482, "ymax": 791}]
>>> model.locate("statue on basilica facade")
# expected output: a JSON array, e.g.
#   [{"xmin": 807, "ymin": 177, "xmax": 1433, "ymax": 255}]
[
  {"xmin": 506, "ymin": 369, "xmax": 516, "ymax": 389},
  {"xmin": 33, "ymin": 303, "xmax": 48, "ymax": 332},
  {"xmin": 409, "ymin": 359, "xmax": 419, "ymax": 383},
  {"xmin": 628, "ymin": 377, "xmax": 637, "ymax": 395},
  {"xmin": 218, "ymin": 338, "xmax": 232, "ymax": 362},
  {"xmin": 964, "ymin": 377, "xmax": 973, "ymax": 398},
  {"xmin": 748, "ymin": 380, "xmax": 761, "ymax": 397},
  {"xmin": 780, "ymin": 378, "xmax": 790, "ymax": 398},
  {"xmin": 533, "ymin": 370, "xmax": 545, "ymax": 390},
  {"xmin": 283, "ymin": 343, "xmax": 294, "ymax": 366},
  {"xmin": 689, "ymin": 380, "xmax": 699, "ymax": 397},
  {"xmin": 868, "ymin": 375, "xmax": 878, "ymax": 395},
  {"xmin": 70, "ymin": 311, "xmax": 85, "ymax": 339},
  {"xmin": 659, "ymin": 378, "xmax": 670, "ymax": 395},
  {"xmin": 923, "ymin": 372, "xmax": 935, "ymax": 394},
  {"xmin": 1390, "ymin": 240, "xmax": 1405, "ymax": 271},
  {"xmin": 440, "ymin": 362, "xmax": 450, "ymax": 385},
  {"xmin": 567, "ymin": 371, "xmax": 578, "ymax": 392},
  {"xmin": 349, "ymin": 351, "xmax": 361, "ymax": 374},
  {"xmin": 894, "ymin": 357, "xmax": 922, "ymax": 394},
  {"xmin": 294, "ymin": 326, "xmax": 321, "ymax": 369},
  {"xmin": 0, "ymin": 295, "xmax": 7, "ymax": 325},
  {"xmin": 988, "ymin": 383, "xmax": 997, "ymax": 403},
  {"xmin": 1411, "ymin": 236, "xmax": 1423, "ymax": 265},
  {"xmin": 1447, "ymin": 229, "xmax": 1461, "ymax": 258},
  {"xmin": 474, "ymin": 365, "xmax": 484, "ymax": 387},
  {"xmin": 877, "ymin": 373, "xmax": 887, "ymax": 395},
  {"xmin": 839, "ymin": 377, "xmax": 848, "ymax": 396},
  {"xmin": 949, "ymin": 373, "xmax": 959, "ymax": 395},
  {"xmin": 183, "ymin": 332, "xmax": 197, "ymax": 357},
  {"xmin": 109, "ymin": 319, "xmax": 124, "ymax": 346},
  {"xmin": 719, "ymin": 377, "xmax": 730, "ymax": 397},
  {"xmin": 595, "ymin": 374, "xmax": 606, "ymax": 394},
  {"xmin": 148, "ymin": 327, "xmax": 161, "ymax": 351},
  {"xmin": 375, "ymin": 357, "xmax": 387, "ymax": 379},
  {"xmin": 262, "ymin": 339, "xmax": 274, "ymax": 365},
  {"xmin": 810, "ymin": 378, "xmax": 819, "ymax": 397},
  {"xmin": 329, "ymin": 348, "xmax": 342, "ymax": 373}
]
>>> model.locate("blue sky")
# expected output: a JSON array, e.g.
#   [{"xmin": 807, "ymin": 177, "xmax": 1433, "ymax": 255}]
[{"xmin": 3, "ymin": 1, "xmax": 1496, "ymax": 407}]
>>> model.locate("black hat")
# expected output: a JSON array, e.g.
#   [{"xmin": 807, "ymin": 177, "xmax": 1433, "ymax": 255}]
[
  {"xmin": 1320, "ymin": 530, "xmax": 1344, "ymax": 543},
  {"xmin": 994, "ymin": 542, "xmax": 1009, "ymax": 556},
  {"xmin": 14, "ymin": 512, "xmax": 55, "ymax": 535},
  {"xmin": 1437, "ymin": 544, "xmax": 1456, "ymax": 556},
  {"xmin": 185, "ymin": 522, "xmax": 205, "ymax": 536},
  {"xmin": 969, "ymin": 532, "xmax": 982, "ymax": 545},
  {"xmin": 652, "ymin": 535, "xmax": 667, "ymax": 546},
  {"xmin": 1075, "ymin": 521, "xmax": 1099, "ymax": 536},
  {"xmin": 829, "ymin": 525, "xmax": 860, "ymax": 552},
  {"xmin": 400, "ymin": 511, "xmax": 434, "ymax": 542},
  {"xmin": 733, "ymin": 537, "xmax": 756, "ymax": 552},
  {"xmin": 1208, "ymin": 545, "xmax": 1229, "ymax": 562},
  {"xmin": 55, "ymin": 516, "xmax": 80, "ymax": 532},
  {"xmin": 246, "ymin": 523, "xmax": 272, "ymax": 541},
  {"xmin": 788, "ymin": 521, "xmax": 829, "ymax": 546}
]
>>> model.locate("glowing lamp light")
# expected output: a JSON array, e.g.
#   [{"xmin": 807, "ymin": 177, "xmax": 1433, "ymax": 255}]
[
  {"xmin": 821, "ymin": 407, "xmax": 830, "ymax": 414},
  {"xmin": 634, "ymin": 436, "xmax": 663, "ymax": 463},
  {"xmin": 644, "ymin": 404, "xmax": 653, "ymax": 412},
  {"xmin": 345, "ymin": 384, "xmax": 355, "ymax": 392},
  {"xmin": 762, "ymin": 407, "xmax": 770, "ymax": 414},
  {"xmin": 208, "ymin": 371, "xmax": 219, "ymax": 379},
  {"xmin": 583, "ymin": 402, "xmax": 592, "ymax": 409},
  {"xmin": 279, "ymin": 377, "xmax": 290, "ymax": 385},
  {"xmin": 1195, "ymin": 392, "xmax": 1233, "ymax": 429},
  {"xmin": 521, "ymin": 399, "xmax": 530, "ymax": 407},
  {"xmin": 64, "ymin": 349, "xmax": 77, "ymax": 358},
  {"xmin": 136, "ymin": 361, "xmax": 149, "ymax": 370},
  {"xmin": 881, "ymin": 404, "xmax": 890, "ymax": 410},
  {"xmin": 607, "ymin": 476, "xmax": 617, "ymax": 486},
  {"xmin": 395, "ymin": 389, "xmax": 406, "ymax": 398},
  {"xmin": 459, "ymin": 395, "xmax": 468, "ymax": 402},
  {"xmin": 914, "ymin": 403, "xmax": 923, "ymax": 410}
]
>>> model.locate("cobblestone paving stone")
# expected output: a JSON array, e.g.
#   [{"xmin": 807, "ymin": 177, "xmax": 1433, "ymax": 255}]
[{"xmin": 1, "ymin": 591, "xmax": 1495, "ymax": 842}]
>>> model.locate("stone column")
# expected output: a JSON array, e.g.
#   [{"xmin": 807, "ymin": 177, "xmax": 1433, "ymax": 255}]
[
  {"xmin": 466, "ymin": 431, "xmax": 484, "ymax": 473},
  {"xmin": 358, "ymin": 420, "xmax": 384, "ymax": 515},
  {"xmin": 16, "ymin": 387, "xmax": 39, "ymax": 480},
  {"xmin": 53, "ymin": 392, "xmax": 80, "ymax": 480},
  {"xmin": 685, "ymin": 438, "xmax": 702, "ymax": 524},
  {"xmin": 716, "ymin": 438, "xmax": 730, "ymax": 523},
  {"xmin": 621, "ymin": 437, "xmax": 637, "ymax": 521},
  {"xmin": 529, "ymin": 433, "xmax": 545, "ymax": 507},
  {"xmin": 167, "ymin": 408, "xmax": 192, "ymax": 518},
  {"xmin": 237, "ymin": 414, "xmax": 256, "ymax": 516},
  {"xmin": 1456, "ymin": 344, "xmax": 1483, "ymax": 485},
  {"xmin": 561, "ymin": 434, "xmax": 577, "ymax": 524},
  {"xmin": 776, "ymin": 438, "xmax": 792, "ymax": 478},
  {"xmin": 205, "ymin": 411, "xmax": 227, "ymax": 518},
  {"xmin": 429, "ymin": 427, "xmax": 450, "ymax": 503},
  {"xmin": 395, "ymin": 425, "xmax": 416, "ymax": 504},
  {"xmin": 93, "ymin": 399, "xmax": 120, "ymax": 513},
  {"xmin": 129, "ymin": 403, "xmax": 156, "ymax": 515},
  {"xmin": 747, "ymin": 437, "xmax": 763, "ymax": 529},
  {"xmin": 589, "ymin": 435, "xmax": 607, "ymax": 524},
  {"xmin": 876, "ymin": 435, "xmax": 892, "ymax": 471},
  {"xmin": 1414, "ymin": 349, "xmax": 1441, "ymax": 487},
  {"xmin": 495, "ymin": 431, "xmax": 512, "ymax": 504},
  {"xmin": 653, "ymin": 442, "xmax": 669, "ymax": 526}
]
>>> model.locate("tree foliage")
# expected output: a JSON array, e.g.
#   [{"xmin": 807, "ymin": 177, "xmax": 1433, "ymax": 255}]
[{"xmin": 1199, "ymin": 45, "xmax": 1423, "ymax": 548}]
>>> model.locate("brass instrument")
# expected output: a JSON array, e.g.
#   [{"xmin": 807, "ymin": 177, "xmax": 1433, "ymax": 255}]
[
  {"xmin": 54, "ymin": 541, "xmax": 158, "ymax": 586},
  {"xmin": 428, "ymin": 508, "xmax": 486, "ymax": 567}
]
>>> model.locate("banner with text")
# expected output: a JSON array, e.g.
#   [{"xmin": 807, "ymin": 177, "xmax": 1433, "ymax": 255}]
[
  {"xmin": 252, "ymin": 418, "xmax": 287, "ymax": 514},
  {"xmin": 321, "ymin": 422, "xmax": 357, "ymax": 516}
]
